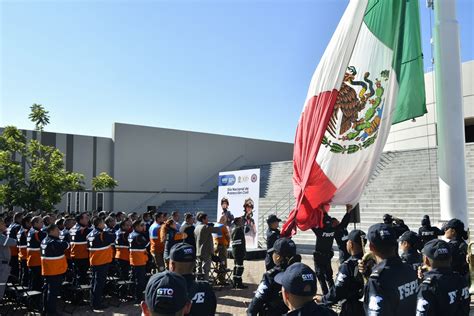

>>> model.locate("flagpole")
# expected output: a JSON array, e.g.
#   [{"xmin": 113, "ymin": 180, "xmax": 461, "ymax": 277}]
[{"xmin": 432, "ymin": 0, "xmax": 468, "ymax": 225}]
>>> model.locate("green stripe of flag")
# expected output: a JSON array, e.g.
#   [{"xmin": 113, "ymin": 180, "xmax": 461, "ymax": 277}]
[{"xmin": 363, "ymin": 0, "xmax": 427, "ymax": 124}]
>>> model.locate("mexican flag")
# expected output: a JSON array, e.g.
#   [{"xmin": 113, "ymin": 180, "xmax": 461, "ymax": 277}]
[{"xmin": 281, "ymin": 0, "xmax": 426, "ymax": 236}]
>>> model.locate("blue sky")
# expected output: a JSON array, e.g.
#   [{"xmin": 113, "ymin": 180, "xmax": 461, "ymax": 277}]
[{"xmin": 1, "ymin": 0, "xmax": 472, "ymax": 143}]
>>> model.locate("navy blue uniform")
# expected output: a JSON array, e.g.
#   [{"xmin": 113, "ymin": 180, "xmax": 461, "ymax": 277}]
[
  {"xmin": 322, "ymin": 253, "xmax": 364, "ymax": 316},
  {"xmin": 7, "ymin": 222, "xmax": 21, "ymax": 279},
  {"xmin": 183, "ymin": 274, "xmax": 217, "ymax": 316},
  {"xmin": 311, "ymin": 212, "xmax": 350, "ymax": 295},
  {"xmin": 287, "ymin": 300, "xmax": 337, "ymax": 316},
  {"xmin": 416, "ymin": 267, "xmax": 470, "ymax": 316},
  {"xmin": 401, "ymin": 249, "xmax": 422, "ymax": 271},
  {"xmin": 418, "ymin": 226, "xmax": 443, "ymax": 247},
  {"xmin": 247, "ymin": 266, "xmax": 289, "ymax": 315},
  {"xmin": 265, "ymin": 228, "xmax": 280, "ymax": 271},
  {"xmin": 448, "ymin": 239, "xmax": 469, "ymax": 280},
  {"xmin": 364, "ymin": 257, "xmax": 417, "ymax": 316}
]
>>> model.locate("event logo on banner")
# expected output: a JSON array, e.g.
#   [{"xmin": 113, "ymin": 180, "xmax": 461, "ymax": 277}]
[{"xmin": 217, "ymin": 168, "xmax": 260, "ymax": 249}]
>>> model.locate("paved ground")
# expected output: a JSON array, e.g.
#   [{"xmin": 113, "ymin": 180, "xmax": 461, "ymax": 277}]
[{"xmin": 3, "ymin": 256, "xmax": 474, "ymax": 315}]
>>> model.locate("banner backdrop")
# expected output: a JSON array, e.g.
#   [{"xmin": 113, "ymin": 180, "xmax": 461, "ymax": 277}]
[{"xmin": 217, "ymin": 168, "xmax": 260, "ymax": 248}]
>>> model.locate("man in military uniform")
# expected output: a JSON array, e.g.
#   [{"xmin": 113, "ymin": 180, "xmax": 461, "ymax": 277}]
[
  {"xmin": 274, "ymin": 262, "xmax": 336, "ymax": 316},
  {"xmin": 0, "ymin": 217, "xmax": 17, "ymax": 299},
  {"xmin": 311, "ymin": 207, "xmax": 351, "ymax": 295},
  {"xmin": 418, "ymin": 215, "xmax": 443, "ymax": 247},
  {"xmin": 265, "ymin": 214, "xmax": 281, "ymax": 271},
  {"xmin": 416, "ymin": 239, "xmax": 470, "ymax": 316},
  {"xmin": 362, "ymin": 223, "xmax": 418, "ymax": 315},
  {"xmin": 231, "ymin": 216, "xmax": 247, "ymax": 289},
  {"xmin": 398, "ymin": 230, "xmax": 422, "ymax": 270},
  {"xmin": 247, "ymin": 238, "xmax": 299, "ymax": 316},
  {"xmin": 168, "ymin": 243, "xmax": 217, "ymax": 316},
  {"xmin": 317, "ymin": 229, "xmax": 366, "ymax": 316}
]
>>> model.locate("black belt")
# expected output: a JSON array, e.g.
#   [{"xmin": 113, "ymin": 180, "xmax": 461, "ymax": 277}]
[{"xmin": 1, "ymin": 260, "xmax": 8, "ymax": 264}]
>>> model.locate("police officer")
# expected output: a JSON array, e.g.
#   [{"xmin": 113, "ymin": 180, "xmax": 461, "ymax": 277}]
[
  {"xmin": 115, "ymin": 218, "xmax": 132, "ymax": 280},
  {"xmin": 169, "ymin": 243, "xmax": 217, "ymax": 316},
  {"xmin": 247, "ymin": 238, "xmax": 301, "ymax": 316},
  {"xmin": 17, "ymin": 216, "xmax": 32, "ymax": 287},
  {"xmin": 0, "ymin": 217, "xmax": 17, "ymax": 299},
  {"xmin": 27, "ymin": 216, "xmax": 47, "ymax": 291},
  {"xmin": 6, "ymin": 212, "xmax": 23, "ymax": 280},
  {"xmin": 88, "ymin": 216, "xmax": 115, "ymax": 311},
  {"xmin": 41, "ymin": 224, "xmax": 69, "ymax": 315},
  {"xmin": 311, "ymin": 208, "xmax": 351, "ymax": 295},
  {"xmin": 265, "ymin": 214, "xmax": 281, "ymax": 271},
  {"xmin": 362, "ymin": 223, "xmax": 418, "ymax": 315},
  {"xmin": 140, "ymin": 271, "xmax": 192, "ymax": 316},
  {"xmin": 398, "ymin": 230, "xmax": 422, "ymax": 270},
  {"xmin": 129, "ymin": 219, "xmax": 149, "ymax": 302},
  {"xmin": 70, "ymin": 212, "xmax": 92, "ymax": 285},
  {"xmin": 416, "ymin": 239, "xmax": 470, "ymax": 316},
  {"xmin": 443, "ymin": 218, "xmax": 469, "ymax": 281},
  {"xmin": 274, "ymin": 263, "xmax": 336, "ymax": 316},
  {"xmin": 317, "ymin": 229, "xmax": 365, "ymax": 316},
  {"xmin": 383, "ymin": 214, "xmax": 409, "ymax": 238},
  {"xmin": 231, "ymin": 216, "xmax": 247, "ymax": 289},
  {"xmin": 418, "ymin": 215, "xmax": 443, "ymax": 247}
]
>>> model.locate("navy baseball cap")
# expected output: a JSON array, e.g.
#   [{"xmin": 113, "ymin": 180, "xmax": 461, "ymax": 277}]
[
  {"xmin": 274, "ymin": 263, "xmax": 316, "ymax": 296},
  {"xmin": 170, "ymin": 243, "xmax": 196, "ymax": 262},
  {"xmin": 422, "ymin": 239, "xmax": 451, "ymax": 260},
  {"xmin": 397, "ymin": 231, "xmax": 419, "ymax": 245},
  {"xmin": 367, "ymin": 223, "xmax": 398, "ymax": 247},
  {"xmin": 266, "ymin": 214, "xmax": 282, "ymax": 224},
  {"xmin": 268, "ymin": 238, "xmax": 297, "ymax": 257},
  {"xmin": 145, "ymin": 271, "xmax": 188, "ymax": 315},
  {"xmin": 342, "ymin": 229, "xmax": 366, "ymax": 245},
  {"xmin": 444, "ymin": 218, "xmax": 464, "ymax": 231}
]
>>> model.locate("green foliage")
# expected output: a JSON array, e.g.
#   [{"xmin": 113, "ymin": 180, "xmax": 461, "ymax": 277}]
[
  {"xmin": 92, "ymin": 172, "xmax": 118, "ymax": 191},
  {"xmin": 29, "ymin": 104, "xmax": 50, "ymax": 131},
  {"xmin": 0, "ymin": 104, "xmax": 116, "ymax": 212}
]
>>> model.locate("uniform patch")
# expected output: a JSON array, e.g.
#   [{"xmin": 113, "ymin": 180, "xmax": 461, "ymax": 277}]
[
  {"xmin": 335, "ymin": 273, "xmax": 347, "ymax": 285},
  {"xmin": 255, "ymin": 282, "xmax": 268, "ymax": 298},
  {"xmin": 416, "ymin": 298, "xmax": 429, "ymax": 312},
  {"xmin": 368, "ymin": 295, "xmax": 383, "ymax": 311}
]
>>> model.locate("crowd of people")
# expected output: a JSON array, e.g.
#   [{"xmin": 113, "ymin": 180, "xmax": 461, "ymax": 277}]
[{"xmin": 0, "ymin": 197, "xmax": 472, "ymax": 316}]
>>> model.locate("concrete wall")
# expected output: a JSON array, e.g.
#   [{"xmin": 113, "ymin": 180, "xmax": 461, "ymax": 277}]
[
  {"xmin": 384, "ymin": 60, "xmax": 474, "ymax": 151},
  {"xmin": 112, "ymin": 123, "xmax": 293, "ymax": 211}
]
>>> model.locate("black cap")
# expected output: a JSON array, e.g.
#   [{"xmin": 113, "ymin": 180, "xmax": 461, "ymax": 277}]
[
  {"xmin": 274, "ymin": 263, "xmax": 316, "ymax": 296},
  {"xmin": 444, "ymin": 218, "xmax": 464, "ymax": 232},
  {"xmin": 397, "ymin": 231, "xmax": 419, "ymax": 246},
  {"xmin": 266, "ymin": 214, "xmax": 281, "ymax": 225},
  {"xmin": 342, "ymin": 229, "xmax": 366, "ymax": 245},
  {"xmin": 422, "ymin": 239, "xmax": 451, "ymax": 260},
  {"xmin": 382, "ymin": 214, "xmax": 393, "ymax": 224},
  {"xmin": 170, "ymin": 243, "xmax": 196, "ymax": 262},
  {"xmin": 145, "ymin": 271, "xmax": 188, "ymax": 315},
  {"xmin": 269, "ymin": 238, "xmax": 296, "ymax": 257},
  {"xmin": 367, "ymin": 223, "xmax": 398, "ymax": 247}
]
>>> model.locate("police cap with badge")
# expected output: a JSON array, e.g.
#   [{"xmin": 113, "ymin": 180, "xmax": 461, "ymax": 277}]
[
  {"xmin": 170, "ymin": 243, "xmax": 196, "ymax": 262},
  {"xmin": 342, "ymin": 229, "xmax": 366, "ymax": 246},
  {"xmin": 397, "ymin": 230, "xmax": 420, "ymax": 247},
  {"xmin": 269, "ymin": 238, "xmax": 297, "ymax": 257},
  {"xmin": 275, "ymin": 263, "xmax": 317, "ymax": 296},
  {"xmin": 421, "ymin": 239, "xmax": 451, "ymax": 261},
  {"xmin": 145, "ymin": 271, "xmax": 189, "ymax": 315},
  {"xmin": 367, "ymin": 223, "xmax": 398, "ymax": 248}
]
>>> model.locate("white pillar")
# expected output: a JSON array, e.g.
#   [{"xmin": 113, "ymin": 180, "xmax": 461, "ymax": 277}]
[{"xmin": 433, "ymin": 0, "xmax": 468, "ymax": 225}]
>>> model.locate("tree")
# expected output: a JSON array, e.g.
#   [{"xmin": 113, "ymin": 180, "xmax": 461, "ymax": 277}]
[
  {"xmin": 0, "ymin": 104, "xmax": 117, "ymax": 212},
  {"xmin": 92, "ymin": 172, "xmax": 118, "ymax": 191}
]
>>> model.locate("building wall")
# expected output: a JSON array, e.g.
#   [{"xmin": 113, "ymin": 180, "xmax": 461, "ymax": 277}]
[
  {"xmin": 112, "ymin": 123, "xmax": 293, "ymax": 211},
  {"xmin": 384, "ymin": 60, "xmax": 474, "ymax": 151}
]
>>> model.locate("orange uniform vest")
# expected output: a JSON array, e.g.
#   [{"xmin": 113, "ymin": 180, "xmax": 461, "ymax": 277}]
[
  {"xmin": 115, "ymin": 230, "xmax": 130, "ymax": 262},
  {"xmin": 70, "ymin": 224, "xmax": 92, "ymax": 259},
  {"xmin": 17, "ymin": 227, "xmax": 29, "ymax": 260},
  {"xmin": 129, "ymin": 230, "xmax": 149, "ymax": 266},
  {"xmin": 27, "ymin": 228, "xmax": 47, "ymax": 267},
  {"xmin": 41, "ymin": 235, "xmax": 69, "ymax": 276},
  {"xmin": 87, "ymin": 228, "xmax": 115, "ymax": 266}
]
